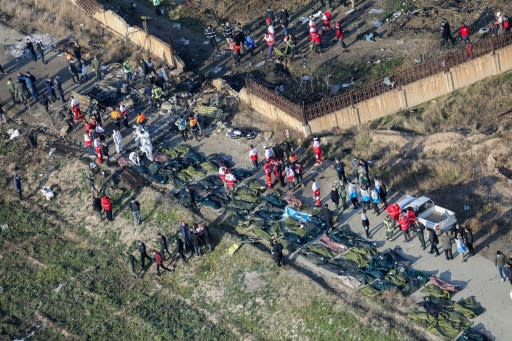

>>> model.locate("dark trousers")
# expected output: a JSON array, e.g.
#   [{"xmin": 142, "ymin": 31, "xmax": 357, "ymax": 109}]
[
  {"xmin": 140, "ymin": 252, "xmax": 152, "ymax": 269},
  {"xmin": 160, "ymin": 246, "xmax": 171, "ymax": 260},
  {"xmin": 336, "ymin": 171, "xmax": 346, "ymax": 183},
  {"xmin": 180, "ymin": 130, "xmax": 188, "ymax": 141},
  {"xmin": 430, "ymin": 243, "xmax": 440, "ymax": 255},
  {"xmin": 363, "ymin": 221, "xmax": 370, "ymax": 238},
  {"xmin": 209, "ymin": 37, "xmax": 217, "ymax": 49},
  {"xmin": 444, "ymin": 248, "xmax": 453, "ymax": 260},
  {"xmin": 16, "ymin": 190, "xmax": 23, "ymax": 200},
  {"xmin": 105, "ymin": 210, "xmax": 113, "ymax": 221},
  {"xmin": 156, "ymin": 263, "xmax": 172, "ymax": 275},
  {"xmin": 274, "ymin": 254, "xmax": 284, "ymax": 267},
  {"xmin": 351, "ymin": 197, "xmax": 359, "ymax": 208},
  {"xmin": 252, "ymin": 159, "xmax": 258, "ymax": 169},
  {"xmin": 9, "ymin": 92, "xmax": 16, "ymax": 105},
  {"xmin": 417, "ymin": 231, "xmax": 426, "ymax": 249},
  {"xmin": 466, "ymin": 242, "xmax": 474, "ymax": 255},
  {"xmin": 403, "ymin": 230, "xmax": 410, "ymax": 242}
]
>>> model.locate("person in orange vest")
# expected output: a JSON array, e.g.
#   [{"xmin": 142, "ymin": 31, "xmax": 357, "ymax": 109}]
[
  {"xmin": 189, "ymin": 115, "xmax": 200, "ymax": 141},
  {"xmin": 225, "ymin": 169, "xmax": 238, "ymax": 194},
  {"xmin": 249, "ymin": 145, "xmax": 259, "ymax": 169},
  {"xmin": 285, "ymin": 165, "xmax": 295, "ymax": 190},
  {"xmin": 312, "ymin": 137, "xmax": 323, "ymax": 165},
  {"xmin": 459, "ymin": 23, "xmax": 470, "ymax": 43},
  {"xmin": 312, "ymin": 178, "xmax": 321, "ymax": 207},
  {"xmin": 94, "ymin": 137, "xmax": 103, "ymax": 164},
  {"xmin": 288, "ymin": 152, "xmax": 298, "ymax": 165},
  {"xmin": 264, "ymin": 161, "xmax": 273, "ymax": 189},
  {"xmin": 399, "ymin": 214, "xmax": 411, "ymax": 242},
  {"xmin": 101, "ymin": 194, "xmax": 113, "ymax": 221},
  {"xmin": 135, "ymin": 113, "xmax": 146, "ymax": 127}
]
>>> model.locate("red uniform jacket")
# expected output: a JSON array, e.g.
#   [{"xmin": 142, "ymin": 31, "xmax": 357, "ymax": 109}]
[{"xmin": 101, "ymin": 196, "xmax": 112, "ymax": 212}]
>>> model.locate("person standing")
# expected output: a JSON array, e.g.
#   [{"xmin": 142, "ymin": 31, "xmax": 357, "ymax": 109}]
[
  {"xmin": 73, "ymin": 41, "xmax": 82, "ymax": 61},
  {"xmin": 204, "ymin": 25, "xmax": 218, "ymax": 50},
  {"xmin": 153, "ymin": 250, "xmax": 172, "ymax": 275},
  {"xmin": 179, "ymin": 221, "xmax": 192, "ymax": 253},
  {"xmin": 264, "ymin": 161, "xmax": 273, "ymax": 189},
  {"xmin": 384, "ymin": 216, "xmax": 394, "ymax": 241},
  {"xmin": 370, "ymin": 187, "xmax": 380, "ymax": 215},
  {"xmin": 361, "ymin": 209, "xmax": 370, "ymax": 239},
  {"xmin": 464, "ymin": 226, "xmax": 475, "ymax": 256},
  {"xmin": 137, "ymin": 240, "xmax": 152, "ymax": 270},
  {"xmin": 127, "ymin": 253, "xmax": 137, "ymax": 277},
  {"xmin": 496, "ymin": 250, "xmax": 508, "ymax": 281},
  {"xmin": 112, "ymin": 130, "xmax": 123, "ymax": 154},
  {"xmin": 53, "ymin": 76, "xmax": 65, "ymax": 102},
  {"xmin": 441, "ymin": 19, "xmax": 455, "ymax": 46},
  {"xmin": 6, "ymin": 78, "xmax": 17, "ymax": 106},
  {"xmin": 190, "ymin": 230, "xmax": 202, "ymax": 256},
  {"xmin": 101, "ymin": 195, "xmax": 113, "ymax": 221},
  {"xmin": 270, "ymin": 236, "xmax": 285, "ymax": 267},
  {"xmin": 130, "ymin": 199, "xmax": 141, "ymax": 225},
  {"xmin": 348, "ymin": 181, "xmax": 360, "ymax": 209},
  {"xmin": 35, "ymin": 40, "xmax": 45, "ymax": 64},
  {"xmin": 416, "ymin": 222, "xmax": 427, "ymax": 250},
  {"xmin": 428, "ymin": 228, "xmax": 440, "ymax": 256},
  {"xmin": 312, "ymin": 137, "xmax": 323, "ymax": 165},
  {"xmin": 294, "ymin": 161, "xmax": 304, "ymax": 187},
  {"xmin": 455, "ymin": 233, "xmax": 468, "ymax": 261},
  {"xmin": 13, "ymin": 174, "xmax": 22, "ymax": 200},
  {"xmin": 330, "ymin": 185, "xmax": 340, "ymax": 211},
  {"xmin": 459, "ymin": 23, "xmax": 470, "ymax": 43},
  {"xmin": 320, "ymin": 204, "xmax": 333, "ymax": 232},
  {"xmin": 92, "ymin": 56, "xmax": 102, "ymax": 81},
  {"xmin": 123, "ymin": 61, "xmax": 133, "ymax": 82},
  {"xmin": 174, "ymin": 237, "xmax": 187, "ymax": 262},
  {"xmin": 335, "ymin": 22, "xmax": 348, "ymax": 49},
  {"xmin": 25, "ymin": 38, "xmax": 37, "ymax": 61},
  {"xmin": 334, "ymin": 158, "xmax": 346, "ymax": 183},
  {"xmin": 312, "ymin": 179, "xmax": 321, "ymax": 207},
  {"xmin": 336, "ymin": 181, "xmax": 347, "ymax": 210},
  {"xmin": 285, "ymin": 165, "xmax": 296, "ymax": 190},
  {"xmin": 399, "ymin": 214, "xmax": 410, "ymax": 242},
  {"xmin": 249, "ymin": 145, "xmax": 259, "ymax": 169},
  {"xmin": 225, "ymin": 170, "xmax": 238, "ymax": 195},
  {"xmin": 441, "ymin": 232, "xmax": 453, "ymax": 260}
]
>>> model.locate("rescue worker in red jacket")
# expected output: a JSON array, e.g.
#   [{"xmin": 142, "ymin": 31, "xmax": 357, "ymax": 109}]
[
  {"xmin": 386, "ymin": 203, "xmax": 401, "ymax": 228},
  {"xmin": 459, "ymin": 23, "xmax": 470, "ymax": 43},
  {"xmin": 285, "ymin": 165, "xmax": 295, "ymax": 190},
  {"xmin": 321, "ymin": 11, "xmax": 332, "ymax": 34},
  {"xmin": 335, "ymin": 22, "xmax": 347, "ymax": 49},
  {"xmin": 218, "ymin": 164, "xmax": 227, "ymax": 188},
  {"xmin": 101, "ymin": 195, "xmax": 113, "ymax": 221},
  {"xmin": 264, "ymin": 161, "xmax": 273, "ymax": 189},
  {"xmin": 399, "ymin": 214, "xmax": 411, "ymax": 242},
  {"xmin": 94, "ymin": 137, "xmax": 103, "ymax": 165},
  {"xmin": 312, "ymin": 137, "xmax": 323, "ymax": 165},
  {"xmin": 70, "ymin": 96, "xmax": 85, "ymax": 123},
  {"xmin": 249, "ymin": 145, "xmax": 259, "ymax": 169},
  {"xmin": 407, "ymin": 207, "xmax": 417, "ymax": 231},
  {"xmin": 312, "ymin": 178, "xmax": 321, "ymax": 207},
  {"xmin": 310, "ymin": 31, "xmax": 321, "ymax": 53},
  {"xmin": 225, "ymin": 169, "xmax": 238, "ymax": 194}
]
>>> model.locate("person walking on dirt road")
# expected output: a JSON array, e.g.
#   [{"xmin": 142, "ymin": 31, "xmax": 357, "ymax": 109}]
[
  {"xmin": 441, "ymin": 232, "xmax": 453, "ymax": 260},
  {"xmin": 428, "ymin": 228, "xmax": 440, "ymax": 256}
]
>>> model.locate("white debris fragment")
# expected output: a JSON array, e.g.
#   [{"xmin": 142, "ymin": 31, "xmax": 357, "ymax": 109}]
[
  {"xmin": 371, "ymin": 20, "xmax": 383, "ymax": 28},
  {"xmin": 172, "ymin": 23, "xmax": 181, "ymax": 30},
  {"xmin": 369, "ymin": 8, "xmax": 385, "ymax": 14},
  {"xmin": 7, "ymin": 129, "xmax": 20, "ymax": 140},
  {"xmin": 178, "ymin": 37, "xmax": 190, "ymax": 45}
]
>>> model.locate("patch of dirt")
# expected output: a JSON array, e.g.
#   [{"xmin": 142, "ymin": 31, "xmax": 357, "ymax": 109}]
[
  {"xmin": 421, "ymin": 132, "xmax": 464, "ymax": 154},
  {"xmin": 244, "ymin": 271, "xmax": 268, "ymax": 291}
]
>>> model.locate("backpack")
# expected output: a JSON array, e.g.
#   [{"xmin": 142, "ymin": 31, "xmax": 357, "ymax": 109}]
[{"xmin": 245, "ymin": 36, "xmax": 255, "ymax": 49}]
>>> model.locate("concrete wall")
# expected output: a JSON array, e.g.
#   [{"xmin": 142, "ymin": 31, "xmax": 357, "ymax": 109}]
[
  {"xmin": 239, "ymin": 88, "xmax": 307, "ymax": 134},
  {"xmin": 244, "ymin": 44, "xmax": 512, "ymax": 136}
]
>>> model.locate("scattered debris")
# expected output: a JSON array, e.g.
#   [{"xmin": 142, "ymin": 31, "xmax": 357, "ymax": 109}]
[
  {"xmin": 7, "ymin": 129, "xmax": 20, "ymax": 140},
  {"xmin": 40, "ymin": 186, "xmax": 55, "ymax": 201},
  {"xmin": 0, "ymin": 224, "xmax": 9, "ymax": 231},
  {"xmin": 371, "ymin": 20, "xmax": 383, "ymax": 28},
  {"xmin": 369, "ymin": 8, "xmax": 385, "ymax": 14}
]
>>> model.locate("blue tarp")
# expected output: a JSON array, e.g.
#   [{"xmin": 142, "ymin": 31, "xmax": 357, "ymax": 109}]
[{"xmin": 283, "ymin": 206, "xmax": 312, "ymax": 222}]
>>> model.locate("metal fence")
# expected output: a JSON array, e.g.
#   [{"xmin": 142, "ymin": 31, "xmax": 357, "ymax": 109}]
[{"xmin": 246, "ymin": 32, "xmax": 512, "ymax": 123}]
